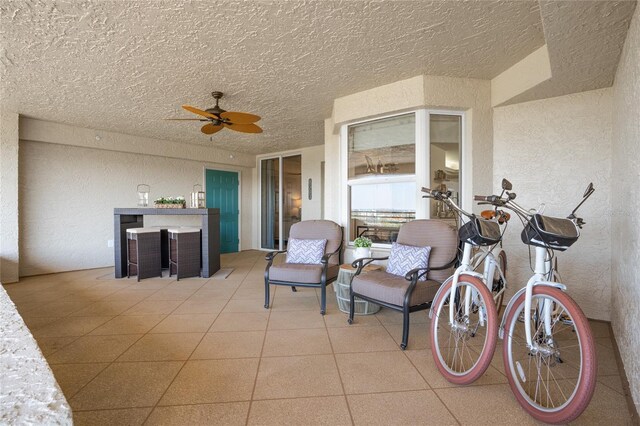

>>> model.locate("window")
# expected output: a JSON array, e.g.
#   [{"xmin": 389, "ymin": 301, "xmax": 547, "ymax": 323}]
[
  {"xmin": 347, "ymin": 113, "xmax": 416, "ymax": 243},
  {"xmin": 343, "ymin": 110, "xmax": 463, "ymax": 246}
]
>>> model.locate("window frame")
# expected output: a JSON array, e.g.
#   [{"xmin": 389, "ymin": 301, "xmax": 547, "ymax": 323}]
[{"xmin": 341, "ymin": 109, "xmax": 465, "ymax": 249}]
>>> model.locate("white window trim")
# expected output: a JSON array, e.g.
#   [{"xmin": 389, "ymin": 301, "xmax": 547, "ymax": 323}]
[{"xmin": 341, "ymin": 108, "xmax": 465, "ymax": 249}]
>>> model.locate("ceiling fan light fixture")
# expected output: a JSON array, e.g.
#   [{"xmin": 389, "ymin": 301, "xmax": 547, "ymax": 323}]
[{"xmin": 169, "ymin": 91, "xmax": 262, "ymax": 136}]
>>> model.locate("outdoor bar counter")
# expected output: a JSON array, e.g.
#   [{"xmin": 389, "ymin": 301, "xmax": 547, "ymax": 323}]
[{"xmin": 114, "ymin": 208, "xmax": 220, "ymax": 278}]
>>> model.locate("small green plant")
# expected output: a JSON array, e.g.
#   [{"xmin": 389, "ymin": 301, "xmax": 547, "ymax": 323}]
[
  {"xmin": 353, "ymin": 236, "xmax": 372, "ymax": 248},
  {"xmin": 154, "ymin": 196, "xmax": 185, "ymax": 205}
]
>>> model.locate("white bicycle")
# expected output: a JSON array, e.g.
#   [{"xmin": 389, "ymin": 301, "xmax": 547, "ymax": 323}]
[
  {"xmin": 476, "ymin": 179, "xmax": 597, "ymax": 424},
  {"xmin": 422, "ymin": 187, "xmax": 508, "ymax": 385}
]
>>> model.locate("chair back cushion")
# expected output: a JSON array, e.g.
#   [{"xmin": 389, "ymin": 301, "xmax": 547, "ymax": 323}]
[
  {"xmin": 289, "ymin": 220, "xmax": 342, "ymax": 265},
  {"xmin": 396, "ymin": 220, "xmax": 457, "ymax": 282},
  {"xmin": 286, "ymin": 238, "xmax": 327, "ymax": 264},
  {"xmin": 386, "ymin": 242, "xmax": 431, "ymax": 281}
]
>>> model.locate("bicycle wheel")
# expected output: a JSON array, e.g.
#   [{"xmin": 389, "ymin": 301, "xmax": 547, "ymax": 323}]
[
  {"xmin": 502, "ymin": 286, "xmax": 596, "ymax": 424},
  {"xmin": 430, "ymin": 274, "xmax": 498, "ymax": 385},
  {"xmin": 493, "ymin": 250, "xmax": 507, "ymax": 316}
]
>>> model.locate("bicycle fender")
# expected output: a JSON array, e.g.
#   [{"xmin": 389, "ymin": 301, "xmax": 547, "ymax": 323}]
[
  {"xmin": 428, "ymin": 272, "xmax": 484, "ymax": 319},
  {"xmin": 498, "ymin": 281, "xmax": 567, "ymax": 339}
]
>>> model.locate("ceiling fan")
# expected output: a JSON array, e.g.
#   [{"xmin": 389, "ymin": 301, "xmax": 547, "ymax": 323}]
[{"xmin": 166, "ymin": 91, "xmax": 262, "ymax": 135}]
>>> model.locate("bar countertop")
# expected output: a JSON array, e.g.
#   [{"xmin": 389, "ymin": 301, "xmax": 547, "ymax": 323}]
[{"xmin": 114, "ymin": 208, "xmax": 219, "ymax": 215}]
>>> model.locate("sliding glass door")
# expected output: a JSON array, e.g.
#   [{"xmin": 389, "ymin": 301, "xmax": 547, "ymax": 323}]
[{"xmin": 260, "ymin": 155, "xmax": 302, "ymax": 250}]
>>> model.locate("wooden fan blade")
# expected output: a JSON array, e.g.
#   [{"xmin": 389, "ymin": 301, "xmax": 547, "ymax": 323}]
[
  {"xmin": 220, "ymin": 111, "xmax": 261, "ymax": 124},
  {"xmin": 201, "ymin": 123, "xmax": 223, "ymax": 135},
  {"xmin": 164, "ymin": 118, "xmax": 207, "ymax": 121},
  {"xmin": 183, "ymin": 105, "xmax": 218, "ymax": 119},
  {"xmin": 223, "ymin": 123, "xmax": 263, "ymax": 134}
]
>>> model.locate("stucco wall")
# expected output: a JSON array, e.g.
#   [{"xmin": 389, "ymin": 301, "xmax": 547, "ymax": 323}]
[
  {"xmin": 0, "ymin": 112, "xmax": 20, "ymax": 283},
  {"xmin": 611, "ymin": 4, "xmax": 640, "ymax": 410},
  {"xmin": 493, "ymin": 88, "xmax": 612, "ymax": 321},
  {"xmin": 18, "ymin": 136, "xmax": 254, "ymax": 277}
]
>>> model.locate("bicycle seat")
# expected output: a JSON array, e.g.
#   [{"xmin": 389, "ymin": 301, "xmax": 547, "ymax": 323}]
[{"xmin": 481, "ymin": 210, "xmax": 511, "ymax": 224}]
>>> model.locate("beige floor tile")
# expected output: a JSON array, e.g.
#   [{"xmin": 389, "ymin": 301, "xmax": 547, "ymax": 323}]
[
  {"xmin": 262, "ymin": 328, "xmax": 332, "ymax": 357},
  {"xmin": 248, "ymin": 396, "xmax": 351, "ymax": 426},
  {"xmin": 336, "ymin": 351, "xmax": 428, "ymax": 394},
  {"xmin": 172, "ymin": 299, "xmax": 227, "ymax": 315},
  {"xmin": 348, "ymin": 390, "xmax": 457, "ymax": 425},
  {"xmin": 328, "ymin": 325, "xmax": 399, "ymax": 353},
  {"xmin": 122, "ymin": 300, "xmax": 182, "ymax": 315},
  {"xmin": 33, "ymin": 316, "xmax": 115, "ymax": 338},
  {"xmin": 159, "ymin": 358, "xmax": 259, "ymax": 405},
  {"xmin": 588, "ymin": 320, "xmax": 611, "ymax": 338},
  {"xmin": 223, "ymin": 298, "xmax": 268, "ymax": 313},
  {"xmin": 253, "ymin": 354, "xmax": 343, "ymax": 400},
  {"xmin": 597, "ymin": 374, "xmax": 625, "ymax": 395},
  {"xmin": 104, "ymin": 289, "xmax": 158, "ymax": 302},
  {"xmin": 270, "ymin": 294, "xmax": 321, "ymax": 312},
  {"xmin": 188, "ymin": 287, "xmax": 235, "ymax": 301},
  {"xmin": 323, "ymin": 310, "xmax": 381, "ymax": 328},
  {"xmin": 69, "ymin": 300, "xmax": 140, "ymax": 317},
  {"xmin": 36, "ymin": 335, "xmax": 79, "ymax": 356},
  {"xmin": 89, "ymin": 315, "xmax": 166, "ymax": 335},
  {"xmin": 435, "ymin": 384, "xmax": 543, "ymax": 425},
  {"xmin": 70, "ymin": 361, "xmax": 183, "ymax": 410},
  {"xmin": 21, "ymin": 315, "xmax": 62, "ymax": 331},
  {"xmin": 73, "ymin": 407, "xmax": 152, "ymax": 426},
  {"xmin": 375, "ymin": 308, "xmax": 429, "ymax": 325},
  {"xmin": 23, "ymin": 300, "xmax": 94, "ymax": 317},
  {"xmin": 117, "ymin": 332, "xmax": 204, "ymax": 361},
  {"xmin": 146, "ymin": 288, "xmax": 198, "ymax": 301},
  {"xmin": 50, "ymin": 363, "xmax": 109, "ymax": 398},
  {"xmin": 191, "ymin": 331, "xmax": 265, "ymax": 359},
  {"xmin": 268, "ymin": 310, "xmax": 326, "ymax": 330},
  {"xmin": 231, "ymin": 285, "xmax": 268, "ymax": 300},
  {"xmin": 210, "ymin": 312, "xmax": 269, "ymax": 332},
  {"xmin": 146, "ymin": 402, "xmax": 250, "ymax": 426},
  {"xmin": 596, "ymin": 336, "xmax": 614, "ymax": 349},
  {"xmin": 149, "ymin": 314, "xmax": 217, "ymax": 333},
  {"xmin": 595, "ymin": 343, "xmax": 621, "ymax": 376},
  {"xmin": 48, "ymin": 334, "xmax": 142, "ymax": 364},
  {"xmin": 404, "ymin": 349, "xmax": 507, "ymax": 389},
  {"xmin": 383, "ymin": 322, "xmax": 431, "ymax": 350},
  {"xmin": 571, "ymin": 379, "xmax": 633, "ymax": 424}
]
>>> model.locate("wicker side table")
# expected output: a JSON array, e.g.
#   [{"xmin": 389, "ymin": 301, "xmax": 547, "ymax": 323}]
[
  {"xmin": 126, "ymin": 228, "xmax": 162, "ymax": 282},
  {"xmin": 168, "ymin": 228, "xmax": 202, "ymax": 280},
  {"xmin": 334, "ymin": 263, "xmax": 382, "ymax": 315}
]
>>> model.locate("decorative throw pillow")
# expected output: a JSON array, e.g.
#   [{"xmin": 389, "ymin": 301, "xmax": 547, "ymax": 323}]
[
  {"xmin": 286, "ymin": 238, "xmax": 327, "ymax": 264},
  {"xmin": 386, "ymin": 242, "xmax": 432, "ymax": 281}
]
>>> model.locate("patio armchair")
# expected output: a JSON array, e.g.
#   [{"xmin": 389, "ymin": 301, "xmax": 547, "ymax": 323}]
[
  {"xmin": 264, "ymin": 220, "xmax": 343, "ymax": 315},
  {"xmin": 349, "ymin": 219, "xmax": 458, "ymax": 349}
]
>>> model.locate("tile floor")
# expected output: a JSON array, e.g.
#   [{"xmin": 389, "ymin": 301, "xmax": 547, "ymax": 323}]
[{"xmin": 3, "ymin": 250, "xmax": 634, "ymax": 425}]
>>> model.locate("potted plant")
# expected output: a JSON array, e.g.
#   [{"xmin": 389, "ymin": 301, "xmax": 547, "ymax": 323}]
[
  {"xmin": 154, "ymin": 196, "xmax": 186, "ymax": 209},
  {"xmin": 353, "ymin": 236, "xmax": 372, "ymax": 259}
]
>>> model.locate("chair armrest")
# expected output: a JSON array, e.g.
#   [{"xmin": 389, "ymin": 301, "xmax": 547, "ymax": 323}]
[
  {"xmin": 352, "ymin": 256, "xmax": 389, "ymax": 275},
  {"xmin": 404, "ymin": 267, "xmax": 430, "ymax": 281},
  {"xmin": 321, "ymin": 246, "xmax": 342, "ymax": 265},
  {"xmin": 265, "ymin": 250, "xmax": 287, "ymax": 262}
]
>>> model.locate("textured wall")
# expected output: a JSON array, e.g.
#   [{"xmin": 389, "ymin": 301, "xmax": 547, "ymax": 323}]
[
  {"xmin": 493, "ymin": 88, "xmax": 612, "ymax": 320},
  {"xmin": 18, "ymin": 140, "xmax": 254, "ymax": 276},
  {"xmin": 0, "ymin": 111, "xmax": 19, "ymax": 283},
  {"xmin": 611, "ymin": 4, "xmax": 640, "ymax": 411}
]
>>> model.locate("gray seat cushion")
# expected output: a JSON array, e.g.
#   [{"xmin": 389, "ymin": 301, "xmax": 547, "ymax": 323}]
[
  {"xmin": 351, "ymin": 269, "xmax": 440, "ymax": 307},
  {"xmin": 269, "ymin": 262, "xmax": 339, "ymax": 284}
]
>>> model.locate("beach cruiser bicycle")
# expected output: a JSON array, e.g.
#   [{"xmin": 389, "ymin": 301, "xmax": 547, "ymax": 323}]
[
  {"xmin": 422, "ymin": 187, "xmax": 509, "ymax": 385},
  {"xmin": 473, "ymin": 178, "xmax": 597, "ymax": 424}
]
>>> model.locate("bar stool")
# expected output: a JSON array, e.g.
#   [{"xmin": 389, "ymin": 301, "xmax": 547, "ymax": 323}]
[
  {"xmin": 126, "ymin": 228, "xmax": 162, "ymax": 282},
  {"xmin": 168, "ymin": 228, "xmax": 201, "ymax": 280}
]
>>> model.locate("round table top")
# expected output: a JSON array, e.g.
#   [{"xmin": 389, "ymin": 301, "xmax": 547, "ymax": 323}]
[{"xmin": 339, "ymin": 263, "xmax": 382, "ymax": 272}]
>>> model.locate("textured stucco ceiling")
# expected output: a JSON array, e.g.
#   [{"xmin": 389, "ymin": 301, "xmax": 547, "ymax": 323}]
[
  {"xmin": 505, "ymin": 0, "xmax": 636, "ymax": 105},
  {"xmin": 0, "ymin": 0, "xmax": 544, "ymax": 154},
  {"xmin": 0, "ymin": 1, "xmax": 634, "ymax": 155}
]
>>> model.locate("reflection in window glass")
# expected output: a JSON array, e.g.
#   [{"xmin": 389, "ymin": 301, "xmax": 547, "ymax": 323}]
[
  {"xmin": 348, "ymin": 113, "xmax": 415, "ymax": 179},
  {"xmin": 429, "ymin": 114, "xmax": 462, "ymax": 221},
  {"xmin": 349, "ymin": 181, "xmax": 416, "ymax": 243}
]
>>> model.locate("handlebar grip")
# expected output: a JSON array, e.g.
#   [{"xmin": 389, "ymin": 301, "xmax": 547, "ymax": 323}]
[{"xmin": 474, "ymin": 195, "xmax": 490, "ymax": 201}]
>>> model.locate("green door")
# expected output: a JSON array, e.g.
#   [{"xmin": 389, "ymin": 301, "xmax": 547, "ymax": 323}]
[{"xmin": 206, "ymin": 169, "xmax": 239, "ymax": 253}]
